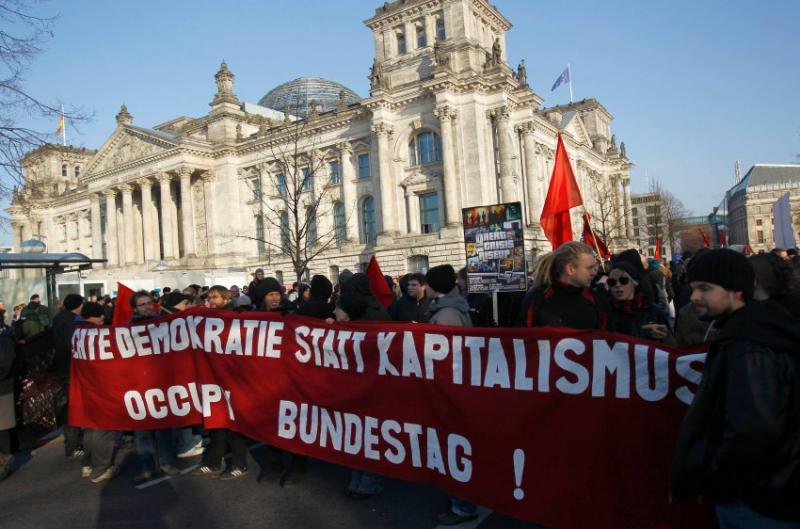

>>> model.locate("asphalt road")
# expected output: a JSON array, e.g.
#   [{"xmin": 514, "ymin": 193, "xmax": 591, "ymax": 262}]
[{"xmin": 0, "ymin": 433, "xmax": 548, "ymax": 529}]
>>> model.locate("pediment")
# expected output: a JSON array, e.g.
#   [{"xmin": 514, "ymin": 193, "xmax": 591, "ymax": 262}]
[
  {"xmin": 84, "ymin": 127, "xmax": 179, "ymax": 176},
  {"xmin": 560, "ymin": 111, "xmax": 591, "ymax": 147}
]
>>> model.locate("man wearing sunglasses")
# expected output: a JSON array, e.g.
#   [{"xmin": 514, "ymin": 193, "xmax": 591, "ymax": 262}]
[{"xmin": 671, "ymin": 249, "xmax": 800, "ymax": 528}]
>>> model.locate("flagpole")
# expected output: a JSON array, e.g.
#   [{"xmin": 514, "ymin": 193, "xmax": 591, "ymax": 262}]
[
  {"xmin": 567, "ymin": 63, "xmax": 573, "ymax": 103},
  {"xmin": 583, "ymin": 208, "xmax": 605, "ymax": 269},
  {"xmin": 61, "ymin": 104, "xmax": 67, "ymax": 146}
]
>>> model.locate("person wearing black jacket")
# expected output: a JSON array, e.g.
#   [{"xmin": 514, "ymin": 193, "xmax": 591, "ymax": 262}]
[
  {"xmin": 340, "ymin": 273, "xmax": 391, "ymax": 321},
  {"xmin": 295, "ymin": 275, "xmax": 334, "ymax": 320},
  {"xmin": 52, "ymin": 293, "xmax": 85, "ymax": 459},
  {"xmin": 517, "ymin": 242, "xmax": 609, "ymax": 330},
  {"xmin": 389, "ymin": 273, "xmax": 431, "ymax": 323},
  {"xmin": 671, "ymin": 249, "xmax": 800, "ymax": 528},
  {"xmin": 607, "ymin": 262, "xmax": 673, "ymax": 343}
]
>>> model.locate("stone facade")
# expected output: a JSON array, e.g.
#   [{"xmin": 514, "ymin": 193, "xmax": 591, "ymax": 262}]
[
  {"xmin": 8, "ymin": 0, "xmax": 633, "ymax": 294},
  {"xmin": 724, "ymin": 165, "xmax": 800, "ymax": 253}
]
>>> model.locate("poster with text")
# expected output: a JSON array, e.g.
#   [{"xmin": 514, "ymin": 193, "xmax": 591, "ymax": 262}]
[{"xmin": 462, "ymin": 202, "xmax": 527, "ymax": 293}]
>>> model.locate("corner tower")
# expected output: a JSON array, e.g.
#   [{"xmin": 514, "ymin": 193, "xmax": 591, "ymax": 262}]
[{"xmin": 364, "ymin": 0, "xmax": 512, "ymax": 92}]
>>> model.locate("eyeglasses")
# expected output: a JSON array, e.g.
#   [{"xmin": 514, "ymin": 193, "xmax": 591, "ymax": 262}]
[{"xmin": 607, "ymin": 277, "xmax": 631, "ymax": 287}]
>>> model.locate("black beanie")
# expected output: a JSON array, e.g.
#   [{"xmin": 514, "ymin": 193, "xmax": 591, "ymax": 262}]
[
  {"xmin": 609, "ymin": 261, "xmax": 640, "ymax": 282},
  {"xmin": 63, "ymin": 294, "xmax": 84, "ymax": 311},
  {"xmin": 310, "ymin": 274, "xmax": 333, "ymax": 300},
  {"xmin": 262, "ymin": 277, "xmax": 283, "ymax": 296},
  {"xmin": 687, "ymin": 248, "xmax": 754, "ymax": 299},
  {"xmin": 425, "ymin": 264, "xmax": 456, "ymax": 294},
  {"xmin": 336, "ymin": 293, "xmax": 367, "ymax": 321},
  {"xmin": 80, "ymin": 302, "xmax": 104, "ymax": 319}
]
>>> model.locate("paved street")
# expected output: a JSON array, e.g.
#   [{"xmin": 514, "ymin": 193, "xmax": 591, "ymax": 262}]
[{"xmin": 0, "ymin": 433, "xmax": 547, "ymax": 529}]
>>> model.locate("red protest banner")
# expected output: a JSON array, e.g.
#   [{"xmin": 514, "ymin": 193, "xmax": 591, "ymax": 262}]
[{"xmin": 69, "ymin": 308, "xmax": 714, "ymax": 529}]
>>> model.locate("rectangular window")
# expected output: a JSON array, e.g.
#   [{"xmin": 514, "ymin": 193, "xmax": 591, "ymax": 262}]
[
  {"xmin": 357, "ymin": 154, "xmax": 371, "ymax": 178},
  {"xmin": 756, "ymin": 219, "xmax": 763, "ymax": 226},
  {"xmin": 329, "ymin": 265, "xmax": 340, "ymax": 286},
  {"xmin": 75, "ymin": 166, "xmax": 81, "ymax": 178},
  {"xmin": 436, "ymin": 18, "xmax": 446, "ymax": 41},
  {"xmin": 328, "ymin": 161, "xmax": 341, "ymax": 184},
  {"xmin": 419, "ymin": 192, "xmax": 440, "ymax": 233},
  {"xmin": 634, "ymin": 228, "xmax": 640, "ymax": 237},
  {"xmin": 397, "ymin": 32, "xmax": 407, "ymax": 54},
  {"xmin": 306, "ymin": 209, "xmax": 317, "ymax": 246},
  {"xmin": 302, "ymin": 167, "xmax": 312, "ymax": 191},
  {"xmin": 416, "ymin": 25, "xmax": 427, "ymax": 48},
  {"xmin": 275, "ymin": 270, "xmax": 284, "ymax": 285},
  {"xmin": 255, "ymin": 215, "xmax": 266, "ymax": 257},
  {"xmin": 248, "ymin": 177, "xmax": 262, "ymax": 201},
  {"xmin": 757, "ymin": 231, "xmax": 765, "ymax": 243},
  {"xmin": 275, "ymin": 173, "xmax": 286, "ymax": 195}
]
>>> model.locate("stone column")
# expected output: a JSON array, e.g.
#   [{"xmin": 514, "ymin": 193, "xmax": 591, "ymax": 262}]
[
  {"xmin": 492, "ymin": 106, "xmax": 515, "ymax": 202},
  {"xmin": 516, "ymin": 122, "xmax": 538, "ymax": 225},
  {"xmin": 201, "ymin": 171, "xmax": 216, "ymax": 256},
  {"xmin": 137, "ymin": 178, "xmax": 158, "ymax": 262},
  {"xmin": 339, "ymin": 142, "xmax": 357, "ymax": 242},
  {"xmin": 90, "ymin": 194, "xmax": 103, "ymax": 259},
  {"xmin": 435, "ymin": 105, "xmax": 461, "ymax": 225},
  {"xmin": 425, "ymin": 15, "xmax": 437, "ymax": 44},
  {"xmin": 103, "ymin": 189, "xmax": 118, "ymax": 266},
  {"xmin": 158, "ymin": 173, "xmax": 176, "ymax": 259},
  {"xmin": 373, "ymin": 123, "xmax": 397, "ymax": 234},
  {"xmin": 404, "ymin": 21, "xmax": 416, "ymax": 51},
  {"xmin": 612, "ymin": 175, "xmax": 624, "ymax": 238},
  {"xmin": 121, "ymin": 184, "xmax": 135, "ymax": 264},
  {"xmin": 622, "ymin": 178, "xmax": 633, "ymax": 239},
  {"xmin": 177, "ymin": 166, "xmax": 196, "ymax": 257}
]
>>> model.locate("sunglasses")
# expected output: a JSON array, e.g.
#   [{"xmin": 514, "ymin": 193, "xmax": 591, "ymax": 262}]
[{"xmin": 607, "ymin": 277, "xmax": 631, "ymax": 287}]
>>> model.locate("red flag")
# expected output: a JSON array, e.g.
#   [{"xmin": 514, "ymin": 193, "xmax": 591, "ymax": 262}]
[
  {"xmin": 581, "ymin": 212, "xmax": 610, "ymax": 259},
  {"xmin": 112, "ymin": 282, "xmax": 135, "ymax": 325},
  {"xmin": 365, "ymin": 255, "xmax": 393, "ymax": 308},
  {"xmin": 698, "ymin": 228, "xmax": 710, "ymax": 248},
  {"xmin": 654, "ymin": 236, "xmax": 662, "ymax": 260},
  {"xmin": 540, "ymin": 133, "xmax": 584, "ymax": 250}
]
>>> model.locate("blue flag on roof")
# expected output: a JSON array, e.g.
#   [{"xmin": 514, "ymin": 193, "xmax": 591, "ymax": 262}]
[{"xmin": 551, "ymin": 66, "xmax": 570, "ymax": 91}]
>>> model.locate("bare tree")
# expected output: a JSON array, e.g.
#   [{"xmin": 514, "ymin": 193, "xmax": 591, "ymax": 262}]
[
  {"xmin": 649, "ymin": 179, "xmax": 690, "ymax": 251},
  {"xmin": 586, "ymin": 173, "xmax": 627, "ymax": 247},
  {"xmin": 242, "ymin": 99, "xmax": 345, "ymax": 282},
  {"xmin": 0, "ymin": 0, "xmax": 89, "ymax": 195}
]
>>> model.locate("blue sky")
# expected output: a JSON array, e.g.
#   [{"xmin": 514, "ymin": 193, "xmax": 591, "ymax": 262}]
[{"xmin": 5, "ymin": 0, "xmax": 799, "ymax": 242}]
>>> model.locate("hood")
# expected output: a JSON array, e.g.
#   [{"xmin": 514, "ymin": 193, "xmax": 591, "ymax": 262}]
[
  {"xmin": 429, "ymin": 288, "xmax": 470, "ymax": 315},
  {"xmin": 716, "ymin": 299, "xmax": 800, "ymax": 355}
]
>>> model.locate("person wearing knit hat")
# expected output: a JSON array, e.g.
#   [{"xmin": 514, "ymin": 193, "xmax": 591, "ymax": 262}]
[
  {"xmin": 296, "ymin": 275, "xmax": 335, "ymax": 320},
  {"xmin": 686, "ymin": 248, "xmax": 754, "ymax": 310},
  {"xmin": 160, "ymin": 292, "xmax": 193, "ymax": 314},
  {"xmin": 258, "ymin": 277, "xmax": 284, "ymax": 311},
  {"xmin": 425, "ymin": 264, "xmax": 457, "ymax": 295},
  {"xmin": 672, "ymin": 248, "xmax": 800, "ymax": 526},
  {"xmin": 51, "ymin": 293, "xmax": 85, "ymax": 459},
  {"xmin": 607, "ymin": 262, "xmax": 672, "ymax": 342}
]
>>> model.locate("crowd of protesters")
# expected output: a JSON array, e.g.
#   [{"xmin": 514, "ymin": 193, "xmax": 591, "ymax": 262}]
[{"xmin": 0, "ymin": 244, "xmax": 798, "ymax": 528}]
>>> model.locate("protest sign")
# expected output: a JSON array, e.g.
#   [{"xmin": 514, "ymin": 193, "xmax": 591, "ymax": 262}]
[
  {"xmin": 69, "ymin": 308, "xmax": 713, "ymax": 529},
  {"xmin": 462, "ymin": 202, "xmax": 527, "ymax": 293}
]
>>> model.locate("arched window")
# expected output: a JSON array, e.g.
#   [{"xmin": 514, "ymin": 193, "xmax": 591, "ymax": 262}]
[
  {"xmin": 361, "ymin": 196, "xmax": 376, "ymax": 245},
  {"xmin": 61, "ymin": 164, "xmax": 67, "ymax": 177},
  {"xmin": 280, "ymin": 211, "xmax": 290, "ymax": 252},
  {"xmin": 408, "ymin": 255, "xmax": 429, "ymax": 273},
  {"xmin": 333, "ymin": 201, "xmax": 346, "ymax": 245},
  {"xmin": 408, "ymin": 131, "xmax": 442, "ymax": 165}
]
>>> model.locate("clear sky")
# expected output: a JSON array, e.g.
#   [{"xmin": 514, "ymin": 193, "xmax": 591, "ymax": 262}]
[{"xmin": 4, "ymin": 0, "xmax": 799, "ymax": 243}]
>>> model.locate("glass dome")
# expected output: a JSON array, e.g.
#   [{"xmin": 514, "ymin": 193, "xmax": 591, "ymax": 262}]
[{"xmin": 258, "ymin": 77, "xmax": 361, "ymax": 118}]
